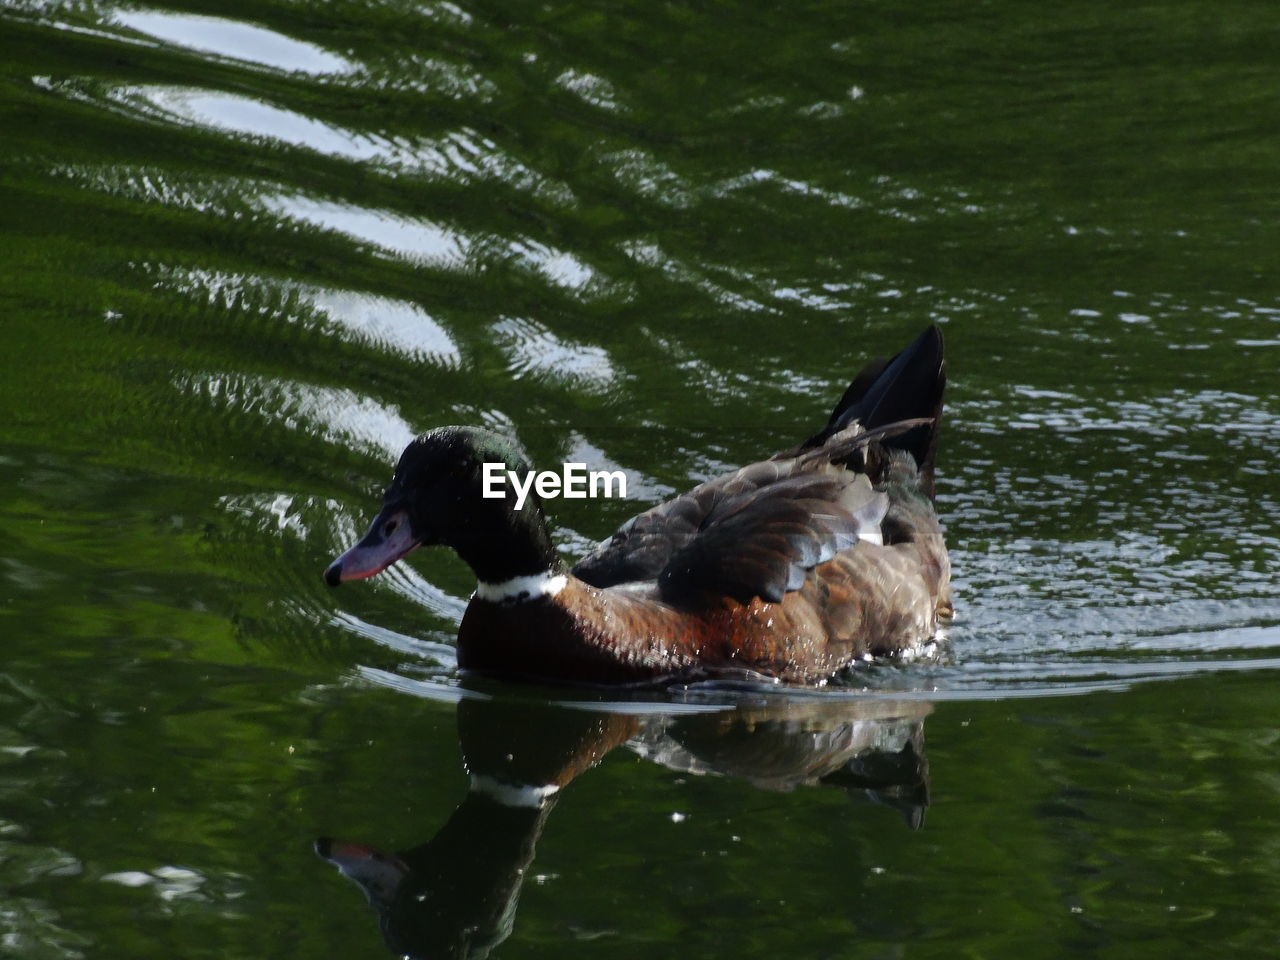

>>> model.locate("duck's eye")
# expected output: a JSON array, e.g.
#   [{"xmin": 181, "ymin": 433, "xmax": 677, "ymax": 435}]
[{"xmin": 383, "ymin": 519, "xmax": 398, "ymax": 537}]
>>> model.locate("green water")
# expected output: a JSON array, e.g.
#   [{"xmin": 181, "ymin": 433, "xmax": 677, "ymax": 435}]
[{"xmin": 2, "ymin": 0, "xmax": 1279, "ymax": 956}]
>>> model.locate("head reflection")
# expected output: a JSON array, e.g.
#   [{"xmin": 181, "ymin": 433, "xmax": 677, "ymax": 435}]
[{"xmin": 318, "ymin": 692, "xmax": 930, "ymax": 959}]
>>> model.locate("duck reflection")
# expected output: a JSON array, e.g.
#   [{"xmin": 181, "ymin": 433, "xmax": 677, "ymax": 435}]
[{"xmin": 318, "ymin": 691, "xmax": 930, "ymax": 959}]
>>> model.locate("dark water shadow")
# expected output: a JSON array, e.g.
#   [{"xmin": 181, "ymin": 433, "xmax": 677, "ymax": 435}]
[{"xmin": 317, "ymin": 687, "xmax": 929, "ymax": 959}]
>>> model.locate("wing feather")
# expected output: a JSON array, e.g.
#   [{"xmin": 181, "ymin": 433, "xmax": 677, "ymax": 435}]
[{"xmin": 570, "ymin": 422, "xmax": 919, "ymax": 598}]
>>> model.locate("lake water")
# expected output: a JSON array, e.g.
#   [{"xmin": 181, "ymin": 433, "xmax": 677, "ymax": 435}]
[{"xmin": 2, "ymin": 0, "xmax": 1279, "ymax": 956}]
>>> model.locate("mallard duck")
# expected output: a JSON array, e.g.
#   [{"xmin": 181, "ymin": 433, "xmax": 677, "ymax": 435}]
[{"xmin": 325, "ymin": 325, "xmax": 950, "ymax": 686}]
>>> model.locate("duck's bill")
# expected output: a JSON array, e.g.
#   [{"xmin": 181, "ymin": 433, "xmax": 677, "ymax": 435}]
[
  {"xmin": 324, "ymin": 507, "xmax": 419, "ymax": 586},
  {"xmin": 314, "ymin": 837, "xmax": 408, "ymax": 907}
]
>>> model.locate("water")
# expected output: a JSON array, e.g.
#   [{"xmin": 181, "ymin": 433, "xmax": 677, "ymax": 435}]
[{"xmin": 2, "ymin": 0, "xmax": 1279, "ymax": 956}]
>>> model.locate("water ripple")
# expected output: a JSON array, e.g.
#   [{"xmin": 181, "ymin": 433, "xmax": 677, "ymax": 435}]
[
  {"xmin": 262, "ymin": 195, "xmax": 467, "ymax": 265},
  {"xmin": 110, "ymin": 8, "xmax": 351, "ymax": 75},
  {"xmin": 490, "ymin": 317, "xmax": 617, "ymax": 392},
  {"xmin": 178, "ymin": 371, "xmax": 416, "ymax": 459},
  {"xmin": 115, "ymin": 86, "xmax": 410, "ymax": 164},
  {"xmin": 304, "ymin": 288, "xmax": 461, "ymax": 367},
  {"xmin": 148, "ymin": 265, "xmax": 461, "ymax": 366}
]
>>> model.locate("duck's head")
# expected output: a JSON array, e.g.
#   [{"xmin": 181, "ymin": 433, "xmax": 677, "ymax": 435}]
[{"xmin": 324, "ymin": 426, "xmax": 558, "ymax": 587}]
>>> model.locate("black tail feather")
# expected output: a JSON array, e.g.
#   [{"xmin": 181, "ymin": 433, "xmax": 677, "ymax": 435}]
[{"xmin": 802, "ymin": 325, "xmax": 946, "ymax": 497}]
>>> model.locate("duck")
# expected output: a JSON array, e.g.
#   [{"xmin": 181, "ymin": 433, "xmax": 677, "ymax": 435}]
[{"xmin": 324, "ymin": 325, "xmax": 950, "ymax": 687}]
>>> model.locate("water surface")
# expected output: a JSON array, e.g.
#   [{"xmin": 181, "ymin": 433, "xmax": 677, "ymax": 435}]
[{"xmin": 1, "ymin": 0, "xmax": 1278, "ymax": 956}]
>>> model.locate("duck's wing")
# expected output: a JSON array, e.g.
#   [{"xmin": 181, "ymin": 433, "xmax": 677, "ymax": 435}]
[
  {"xmin": 571, "ymin": 458, "xmax": 801, "ymax": 588},
  {"xmin": 572, "ymin": 456, "xmax": 889, "ymax": 602},
  {"xmin": 656, "ymin": 470, "xmax": 888, "ymax": 606}
]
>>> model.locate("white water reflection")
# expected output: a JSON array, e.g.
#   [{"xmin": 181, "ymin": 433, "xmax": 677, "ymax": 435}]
[
  {"xmin": 402, "ymin": 127, "xmax": 578, "ymax": 207},
  {"xmin": 179, "ymin": 371, "xmax": 416, "ymax": 459},
  {"xmin": 597, "ymin": 148, "xmax": 693, "ymax": 208},
  {"xmin": 508, "ymin": 239, "xmax": 598, "ymax": 291},
  {"xmin": 263, "ymin": 195, "xmax": 468, "ymax": 265},
  {"xmin": 554, "ymin": 68, "xmax": 624, "ymax": 112},
  {"xmin": 331, "ymin": 611, "xmax": 459, "ymax": 664},
  {"xmin": 121, "ymin": 87, "xmax": 405, "ymax": 163},
  {"xmin": 93, "ymin": 84, "xmax": 575, "ymax": 207},
  {"xmin": 147, "ymin": 264, "xmax": 461, "ymax": 366},
  {"xmin": 490, "ymin": 316, "xmax": 616, "ymax": 392},
  {"xmin": 112, "ymin": 8, "xmax": 351, "ymax": 75},
  {"xmin": 306, "ymin": 288, "xmax": 461, "ymax": 367}
]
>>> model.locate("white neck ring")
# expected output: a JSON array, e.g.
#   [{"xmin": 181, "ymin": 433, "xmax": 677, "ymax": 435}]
[{"xmin": 474, "ymin": 571, "xmax": 567, "ymax": 604}]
